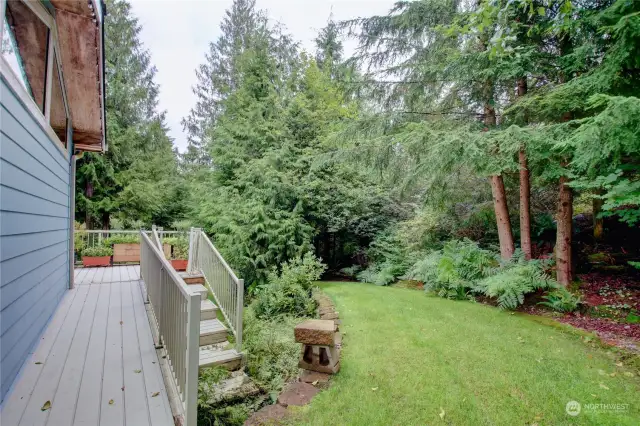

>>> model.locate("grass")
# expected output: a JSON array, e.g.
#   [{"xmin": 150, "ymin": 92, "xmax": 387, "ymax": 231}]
[{"xmin": 292, "ymin": 282, "xmax": 640, "ymax": 426}]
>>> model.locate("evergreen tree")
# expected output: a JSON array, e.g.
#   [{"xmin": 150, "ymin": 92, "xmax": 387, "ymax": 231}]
[{"xmin": 76, "ymin": 0, "xmax": 182, "ymax": 229}]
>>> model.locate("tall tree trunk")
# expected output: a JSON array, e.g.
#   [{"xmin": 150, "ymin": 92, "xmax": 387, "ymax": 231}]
[
  {"xmin": 102, "ymin": 212, "xmax": 110, "ymax": 231},
  {"xmin": 593, "ymin": 190, "xmax": 604, "ymax": 241},
  {"xmin": 556, "ymin": 174, "xmax": 573, "ymax": 286},
  {"xmin": 517, "ymin": 77, "xmax": 532, "ymax": 259},
  {"xmin": 491, "ymin": 175, "xmax": 515, "ymax": 259},
  {"xmin": 556, "ymin": 38, "xmax": 574, "ymax": 286},
  {"xmin": 85, "ymin": 181, "xmax": 93, "ymax": 230},
  {"xmin": 485, "ymin": 102, "xmax": 515, "ymax": 260}
]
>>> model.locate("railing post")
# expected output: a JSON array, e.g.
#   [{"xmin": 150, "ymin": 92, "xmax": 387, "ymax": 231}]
[
  {"xmin": 187, "ymin": 227, "xmax": 195, "ymax": 274},
  {"xmin": 184, "ymin": 292, "xmax": 200, "ymax": 426},
  {"xmin": 236, "ymin": 279, "xmax": 244, "ymax": 351}
]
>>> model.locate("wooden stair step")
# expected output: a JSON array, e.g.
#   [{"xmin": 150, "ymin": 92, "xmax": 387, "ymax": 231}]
[
  {"xmin": 201, "ymin": 299, "xmax": 218, "ymax": 321},
  {"xmin": 199, "ymin": 348, "xmax": 243, "ymax": 371},
  {"xmin": 200, "ymin": 319, "xmax": 228, "ymax": 346},
  {"xmin": 190, "ymin": 284, "xmax": 209, "ymax": 301},
  {"xmin": 180, "ymin": 272, "xmax": 205, "ymax": 285}
]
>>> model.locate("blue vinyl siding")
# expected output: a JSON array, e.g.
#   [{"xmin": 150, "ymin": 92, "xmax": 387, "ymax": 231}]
[{"xmin": 0, "ymin": 77, "xmax": 71, "ymax": 401}]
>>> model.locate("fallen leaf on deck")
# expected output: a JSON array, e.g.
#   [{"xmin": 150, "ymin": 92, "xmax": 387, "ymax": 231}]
[
  {"xmin": 120, "ymin": 321, "xmax": 123, "ymax": 325},
  {"xmin": 439, "ymin": 407, "xmax": 445, "ymax": 420},
  {"xmin": 152, "ymin": 392, "xmax": 160, "ymax": 397},
  {"xmin": 134, "ymin": 369, "xmax": 142, "ymax": 373},
  {"xmin": 35, "ymin": 362, "xmax": 43, "ymax": 365},
  {"xmin": 109, "ymin": 399, "xmax": 114, "ymax": 405},
  {"xmin": 41, "ymin": 401, "xmax": 51, "ymax": 411}
]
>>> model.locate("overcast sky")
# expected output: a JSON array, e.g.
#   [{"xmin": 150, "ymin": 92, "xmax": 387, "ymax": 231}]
[{"xmin": 130, "ymin": 0, "xmax": 396, "ymax": 152}]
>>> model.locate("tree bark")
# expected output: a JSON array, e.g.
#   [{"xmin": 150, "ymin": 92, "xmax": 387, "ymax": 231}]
[
  {"xmin": 519, "ymin": 150, "xmax": 532, "ymax": 259},
  {"xmin": 85, "ymin": 181, "xmax": 93, "ymax": 230},
  {"xmin": 556, "ymin": 175, "xmax": 573, "ymax": 286},
  {"xmin": 517, "ymin": 77, "xmax": 532, "ymax": 259},
  {"xmin": 491, "ymin": 175, "xmax": 516, "ymax": 259},
  {"xmin": 593, "ymin": 190, "xmax": 604, "ymax": 241},
  {"xmin": 485, "ymin": 100, "xmax": 515, "ymax": 260}
]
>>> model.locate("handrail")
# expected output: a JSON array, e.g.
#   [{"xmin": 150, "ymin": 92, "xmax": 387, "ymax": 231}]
[
  {"xmin": 140, "ymin": 232, "xmax": 199, "ymax": 426},
  {"xmin": 189, "ymin": 229, "xmax": 244, "ymax": 351},
  {"xmin": 151, "ymin": 225, "xmax": 163, "ymax": 251}
]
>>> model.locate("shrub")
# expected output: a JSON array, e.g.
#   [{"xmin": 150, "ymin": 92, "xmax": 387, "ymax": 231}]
[
  {"xmin": 242, "ymin": 307, "xmax": 301, "ymax": 393},
  {"xmin": 82, "ymin": 246, "xmax": 113, "ymax": 257},
  {"xmin": 102, "ymin": 234, "xmax": 139, "ymax": 246},
  {"xmin": 538, "ymin": 288, "xmax": 583, "ymax": 313},
  {"xmin": 275, "ymin": 252, "xmax": 326, "ymax": 291},
  {"xmin": 252, "ymin": 254, "xmax": 324, "ymax": 319},
  {"xmin": 339, "ymin": 265, "xmax": 362, "ymax": 278},
  {"xmin": 164, "ymin": 236, "xmax": 189, "ymax": 259},
  {"xmin": 475, "ymin": 256, "xmax": 555, "ymax": 310},
  {"xmin": 404, "ymin": 240, "xmax": 498, "ymax": 299},
  {"xmin": 356, "ymin": 263, "xmax": 397, "ymax": 286},
  {"xmin": 252, "ymin": 280, "xmax": 316, "ymax": 319}
]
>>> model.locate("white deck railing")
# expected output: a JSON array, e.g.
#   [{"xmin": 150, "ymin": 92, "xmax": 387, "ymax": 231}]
[
  {"xmin": 188, "ymin": 228, "xmax": 244, "ymax": 351},
  {"xmin": 75, "ymin": 229, "xmax": 186, "ymax": 250},
  {"xmin": 140, "ymin": 231, "xmax": 199, "ymax": 426}
]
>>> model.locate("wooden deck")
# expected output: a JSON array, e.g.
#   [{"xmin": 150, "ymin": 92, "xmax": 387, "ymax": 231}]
[{"xmin": 0, "ymin": 266, "xmax": 174, "ymax": 426}]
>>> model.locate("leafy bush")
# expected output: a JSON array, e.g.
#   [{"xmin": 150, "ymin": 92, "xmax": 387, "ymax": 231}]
[
  {"xmin": 102, "ymin": 234, "xmax": 139, "ymax": 246},
  {"xmin": 357, "ymin": 263, "xmax": 397, "ymax": 286},
  {"xmin": 164, "ymin": 236, "xmax": 189, "ymax": 259},
  {"xmin": 252, "ymin": 254, "xmax": 324, "ymax": 319},
  {"xmin": 275, "ymin": 252, "xmax": 326, "ymax": 291},
  {"xmin": 339, "ymin": 265, "xmax": 362, "ymax": 278},
  {"xmin": 475, "ymin": 256, "xmax": 555, "ymax": 310},
  {"xmin": 242, "ymin": 307, "xmax": 301, "ymax": 393},
  {"xmin": 82, "ymin": 246, "xmax": 113, "ymax": 257},
  {"xmin": 404, "ymin": 240, "xmax": 498, "ymax": 299},
  {"xmin": 538, "ymin": 288, "xmax": 582, "ymax": 313}
]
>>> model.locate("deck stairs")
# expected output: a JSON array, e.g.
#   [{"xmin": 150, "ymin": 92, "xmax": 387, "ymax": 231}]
[{"xmin": 178, "ymin": 272, "xmax": 243, "ymax": 371}]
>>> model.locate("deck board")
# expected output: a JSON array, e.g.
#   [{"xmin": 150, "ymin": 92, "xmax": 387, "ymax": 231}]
[{"xmin": 0, "ymin": 268, "xmax": 174, "ymax": 426}]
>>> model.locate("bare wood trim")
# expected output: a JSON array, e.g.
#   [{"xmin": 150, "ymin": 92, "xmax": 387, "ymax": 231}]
[
  {"xmin": 74, "ymin": 143, "xmax": 104, "ymax": 152},
  {"xmin": 0, "ymin": 57, "xmax": 68, "ymax": 158},
  {"xmin": 44, "ymin": 30, "xmax": 54, "ymax": 122},
  {"xmin": 21, "ymin": 0, "xmax": 55, "ymax": 28}
]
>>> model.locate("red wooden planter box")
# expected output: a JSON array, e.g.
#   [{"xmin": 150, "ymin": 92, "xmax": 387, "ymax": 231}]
[
  {"xmin": 82, "ymin": 256, "xmax": 111, "ymax": 267},
  {"xmin": 171, "ymin": 259, "xmax": 188, "ymax": 271}
]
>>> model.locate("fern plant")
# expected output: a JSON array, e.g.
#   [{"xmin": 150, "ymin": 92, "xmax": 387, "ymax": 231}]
[
  {"xmin": 475, "ymin": 256, "xmax": 555, "ymax": 310},
  {"xmin": 538, "ymin": 288, "xmax": 582, "ymax": 313},
  {"xmin": 404, "ymin": 240, "xmax": 498, "ymax": 300}
]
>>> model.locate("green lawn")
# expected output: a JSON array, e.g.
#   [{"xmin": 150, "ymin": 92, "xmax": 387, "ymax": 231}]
[{"xmin": 293, "ymin": 282, "xmax": 639, "ymax": 426}]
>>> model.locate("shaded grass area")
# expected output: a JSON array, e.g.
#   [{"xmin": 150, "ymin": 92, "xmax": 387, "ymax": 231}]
[{"xmin": 294, "ymin": 282, "xmax": 640, "ymax": 425}]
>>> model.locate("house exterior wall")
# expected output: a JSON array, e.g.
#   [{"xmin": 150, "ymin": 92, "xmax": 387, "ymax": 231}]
[{"xmin": 0, "ymin": 76, "xmax": 71, "ymax": 401}]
